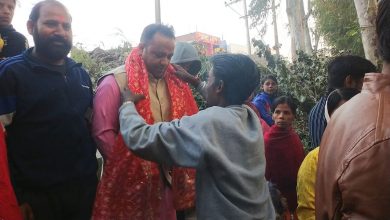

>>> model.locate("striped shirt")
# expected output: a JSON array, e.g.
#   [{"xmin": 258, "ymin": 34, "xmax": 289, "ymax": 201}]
[{"xmin": 308, "ymin": 96, "xmax": 327, "ymax": 150}]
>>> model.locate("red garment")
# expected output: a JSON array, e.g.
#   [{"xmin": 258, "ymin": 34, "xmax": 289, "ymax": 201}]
[
  {"xmin": 92, "ymin": 47, "xmax": 198, "ymax": 220},
  {"xmin": 0, "ymin": 127, "xmax": 23, "ymax": 220},
  {"xmin": 264, "ymin": 125, "xmax": 305, "ymax": 212},
  {"xmin": 246, "ymin": 102, "xmax": 270, "ymax": 134}
]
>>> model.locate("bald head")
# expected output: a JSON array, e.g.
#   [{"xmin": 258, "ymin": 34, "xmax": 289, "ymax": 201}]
[{"xmin": 29, "ymin": 0, "xmax": 71, "ymax": 23}]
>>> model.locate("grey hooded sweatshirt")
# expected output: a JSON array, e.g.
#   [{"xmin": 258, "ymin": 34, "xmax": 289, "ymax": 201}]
[
  {"xmin": 119, "ymin": 102, "xmax": 276, "ymax": 220},
  {"xmin": 171, "ymin": 42, "xmax": 201, "ymax": 64}
]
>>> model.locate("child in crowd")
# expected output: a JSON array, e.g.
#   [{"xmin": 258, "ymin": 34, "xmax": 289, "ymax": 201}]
[
  {"xmin": 268, "ymin": 182, "xmax": 289, "ymax": 220},
  {"xmin": 264, "ymin": 96, "xmax": 305, "ymax": 219},
  {"xmin": 0, "ymin": 123, "xmax": 23, "ymax": 220},
  {"xmin": 0, "ymin": 0, "xmax": 28, "ymax": 60},
  {"xmin": 296, "ymin": 88, "xmax": 359, "ymax": 220},
  {"xmin": 252, "ymin": 75, "xmax": 278, "ymax": 126}
]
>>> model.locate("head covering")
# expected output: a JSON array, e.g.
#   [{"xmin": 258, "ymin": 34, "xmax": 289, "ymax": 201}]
[{"xmin": 171, "ymin": 42, "xmax": 201, "ymax": 64}]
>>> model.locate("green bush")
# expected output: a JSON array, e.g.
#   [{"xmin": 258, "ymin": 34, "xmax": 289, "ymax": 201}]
[{"xmin": 71, "ymin": 42, "xmax": 132, "ymax": 89}]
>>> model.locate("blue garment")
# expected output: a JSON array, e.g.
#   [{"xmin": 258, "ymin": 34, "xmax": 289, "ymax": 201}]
[
  {"xmin": 0, "ymin": 48, "xmax": 97, "ymax": 189},
  {"xmin": 308, "ymin": 96, "xmax": 327, "ymax": 149},
  {"xmin": 252, "ymin": 92, "xmax": 275, "ymax": 126}
]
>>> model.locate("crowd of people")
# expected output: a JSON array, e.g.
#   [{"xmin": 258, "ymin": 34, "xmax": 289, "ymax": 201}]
[{"xmin": 0, "ymin": 0, "xmax": 390, "ymax": 219}]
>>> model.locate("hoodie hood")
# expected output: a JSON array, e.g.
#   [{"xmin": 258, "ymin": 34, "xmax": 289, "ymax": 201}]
[{"xmin": 171, "ymin": 42, "xmax": 200, "ymax": 64}]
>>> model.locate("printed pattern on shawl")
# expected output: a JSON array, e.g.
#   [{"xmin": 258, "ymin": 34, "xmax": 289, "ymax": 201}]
[{"xmin": 92, "ymin": 47, "xmax": 198, "ymax": 220}]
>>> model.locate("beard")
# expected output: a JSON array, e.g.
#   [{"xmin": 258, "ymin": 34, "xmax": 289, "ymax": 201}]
[{"xmin": 33, "ymin": 30, "xmax": 72, "ymax": 62}]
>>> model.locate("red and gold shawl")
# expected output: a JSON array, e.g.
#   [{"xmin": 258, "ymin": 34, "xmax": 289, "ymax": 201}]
[
  {"xmin": 93, "ymin": 47, "xmax": 198, "ymax": 220},
  {"xmin": 126, "ymin": 47, "xmax": 198, "ymax": 123},
  {"xmin": 126, "ymin": 46, "xmax": 199, "ymax": 210}
]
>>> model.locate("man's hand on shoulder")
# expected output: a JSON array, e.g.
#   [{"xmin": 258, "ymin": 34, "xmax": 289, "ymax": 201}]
[
  {"xmin": 120, "ymin": 87, "xmax": 145, "ymax": 105},
  {"xmin": 173, "ymin": 64, "xmax": 200, "ymax": 87}
]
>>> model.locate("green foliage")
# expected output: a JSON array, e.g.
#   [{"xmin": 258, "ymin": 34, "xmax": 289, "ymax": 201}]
[
  {"xmin": 248, "ymin": 0, "xmax": 273, "ymax": 36},
  {"xmin": 71, "ymin": 44, "xmax": 103, "ymax": 86},
  {"xmin": 254, "ymin": 40, "xmax": 330, "ymax": 150},
  {"xmin": 192, "ymin": 43, "xmax": 213, "ymax": 110},
  {"xmin": 191, "ymin": 87, "xmax": 206, "ymax": 110},
  {"xmin": 71, "ymin": 42, "xmax": 132, "ymax": 88},
  {"xmin": 312, "ymin": 0, "xmax": 364, "ymax": 56},
  {"xmin": 253, "ymin": 39, "xmax": 276, "ymax": 69}
]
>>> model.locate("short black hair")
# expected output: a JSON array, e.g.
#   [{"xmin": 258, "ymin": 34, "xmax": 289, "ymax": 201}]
[
  {"xmin": 377, "ymin": 0, "xmax": 390, "ymax": 62},
  {"xmin": 210, "ymin": 53, "xmax": 260, "ymax": 105},
  {"xmin": 29, "ymin": 0, "xmax": 70, "ymax": 23},
  {"xmin": 268, "ymin": 182, "xmax": 287, "ymax": 217},
  {"xmin": 262, "ymin": 74, "xmax": 278, "ymax": 85},
  {"xmin": 326, "ymin": 88, "xmax": 359, "ymax": 116},
  {"xmin": 271, "ymin": 96, "xmax": 297, "ymax": 116},
  {"xmin": 327, "ymin": 55, "xmax": 376, "ymax": 93},
  {"xmin": 140, "ymin": 23, "xmax": 175, "ymax": 45}
]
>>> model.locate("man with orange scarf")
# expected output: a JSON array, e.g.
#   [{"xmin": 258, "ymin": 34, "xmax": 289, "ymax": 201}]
[{"xmin": 92, "ymin": 24, "xmax": 198, "ymax": 220}]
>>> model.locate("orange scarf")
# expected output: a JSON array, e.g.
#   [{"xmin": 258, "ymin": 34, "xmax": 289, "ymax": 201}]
[
  {"xmin": 125, "ymin": 47, "xmax": 198, "ymax": 211},
  {"xmin": 125, "ymin": 47, "xmax": 198, "ymax": 214},
  {"xmin": 125, "ymin": 47, "xmax": 199, "ymax": 123}
]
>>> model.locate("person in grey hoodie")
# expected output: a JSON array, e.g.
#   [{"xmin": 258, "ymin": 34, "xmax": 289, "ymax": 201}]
[
  {"xmin": 119, "ymin": 53, "xmax": 276, "ymax": 220},
  {"xmin": 171, "ymin": 42, "xmax": 202, "ymax": 76}
]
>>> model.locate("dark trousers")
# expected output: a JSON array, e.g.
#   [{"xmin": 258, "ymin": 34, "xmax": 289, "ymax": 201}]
[{"xmin": 18, "ymin": 176, "xmax": 97, "ymax": 220}]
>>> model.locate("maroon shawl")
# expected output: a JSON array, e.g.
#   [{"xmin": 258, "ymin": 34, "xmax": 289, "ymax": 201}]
[{"xmin": 264, "ymin": 125, "xmax": 305, "ymax": 212}]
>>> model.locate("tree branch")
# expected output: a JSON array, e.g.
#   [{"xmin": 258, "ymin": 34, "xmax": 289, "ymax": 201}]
[{"xmin": 304, "ymin": 0, "xmax": 313, "ymax": 20}]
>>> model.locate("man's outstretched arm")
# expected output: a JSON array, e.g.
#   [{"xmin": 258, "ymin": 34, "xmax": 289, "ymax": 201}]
[{"xmin": 119, "ymin": 102, "xmax": 204, "ymax": 168}]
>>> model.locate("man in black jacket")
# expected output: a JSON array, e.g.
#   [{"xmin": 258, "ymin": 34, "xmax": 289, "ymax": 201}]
[{"xmin": 0, "ymin": 1, "xmax": 97, "ymax": 219}]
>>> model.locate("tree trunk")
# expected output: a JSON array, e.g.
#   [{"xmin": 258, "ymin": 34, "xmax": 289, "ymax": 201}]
[
  {"xmin": 353, "ymin": 0, "xmax": 378, "ymax": 65},
  {"xmin": 286, "ymin": 0, "xmax": 312, "ymax": 59},
  {"xmin": 313, "ymin": 30, "xmax": 321, "ymax": 52},
  {"xmin": 272, "ymin": 0, "xmax": 280, "ymax": 56},
  {"xmin": 304, "ymin": 0, "xmax": 313, "ymax": 54}
]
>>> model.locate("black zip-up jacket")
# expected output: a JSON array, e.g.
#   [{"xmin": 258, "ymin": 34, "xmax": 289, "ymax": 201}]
[
  {"xmin": 0, "ymin": 25, "xmax": 28, "ymax": 59},
  {"xmin": 0, "ymin": 49, "xmax": 97, "ymax": 190}
]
